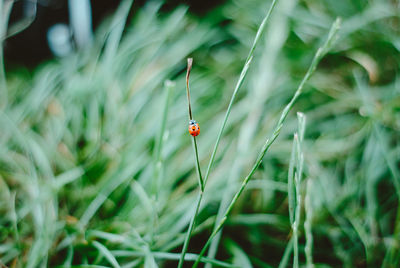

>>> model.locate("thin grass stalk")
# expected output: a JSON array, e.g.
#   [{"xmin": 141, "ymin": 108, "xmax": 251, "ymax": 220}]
[
  {"xmin": 152, "ymin": 80, "xmax": 175, "ymax": 197},
  {"xmin": 192, "ymin": 136, "xmax": 203, "ymax": 191},
  {"xmin": 178, "ymin": 59, "xmax": 204, "ymax": 268},
  {"xmin": 178, "ymin": 192, "xmax": 203, "ymax": 268},
  {"xmin": 305, "ymin": 179, "xmax": 314, "ymax": 268},
  {"xmin": 192, "ymin": 18, "xmax": 341, "ymax": 267},
  {"xmin": 375, "ymin": 124, "xmax": 400, "ymax": 265},
  {"xmin": 203, "ymin": 0, "xmax": 279, "ymax": 187},
  {"xmin": 293, "ymin": 165, "xmax": 299, "ymax": 266},
  {"xmin": 179, "ymin": 1, "xmax": 280, "ymax": 265},
  {"xmin": 205, "ymin": 171, "xmax": 236, "ymax": 268},
  {"xmin": 185, "ymin": 58, "xmax": 204, "ymax": 191},
  {"xmin": 0, "ymin": 0, "xmax": 14, "ymax": 107},
  {"xmin": 288, "ymin": 134, "xmax": 296, "ymax": 227},
  {"xmin": 293, "ymin": 112, "xmax": 306, "ymax": 268},
  {"xmin": 102, "ymin": 0, "xmax": 134, "ymax": 68},
  {"xmin": 278, "ymin": 236, "xmax": 294, "ymax": 268},
  {"xmin": 292, "ymin": 146, "xmax": 301, "ymax": 267},
  {"xmin": 0, "ymin": 45, "xmax": 6, "ymax": 103}
]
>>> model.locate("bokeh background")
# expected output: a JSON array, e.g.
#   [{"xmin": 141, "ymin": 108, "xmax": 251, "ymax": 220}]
[{"xmin": 1, "ymin": 0, "xmax": 399, "ymax": 267}]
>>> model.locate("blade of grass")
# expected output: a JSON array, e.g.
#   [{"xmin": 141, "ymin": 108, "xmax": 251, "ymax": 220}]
[
  {"xmin": 192, "ymin": 137, "xmax": 203, "ymax": 191},
  {"xmin": 0, "ymin": 0, "xmax": 13, "ymax": 107},
  {"xmin": 152, "ymin": 80, "xmax": 175, "ymax": 197},
  {"xmin": 178, "ymin": 59, "xmax": 204, "ymax": 268},
  {"xmin": 179, "ymin": 1, "xmax": 280, "ymax": 265},
  {"xmin": 192, "ymin": 18, "xmax": 341, "ymax": 267},
  {"xmin": 92, "ymin": 241, "xmax": 121, "ymax": 268},
  {"xmin": 278, "ymin": 236, "xmax": 294, "ymax": 268},
  {"xmin": 178, "ymin": 192, "xmax": 202, "ymax": 268},
  {"xmin": 288, "ymin": 134, "xmax": 296, "ymax": 227},
  {"xmin": 304, "ymin": 179, "xmax": 314, "ymax": 268},
  {"xmin": 293, "ymin": 112, "xmax": 306, "ymax": 268},
  {"xmin": 203, "ymin": 0, "xmax": 280, "ymax": 187},
  {"xmin": 78, "ymin": 156, "xmax": 147, "ymax": 228},
  {"xmin": 55, "ymin": 265, "xmax": 110, "ymax": 268},
  {"xmin": 102, "ymin": 0, "xmax": 134, "ymax": 68},
  {"xmin": 185, "ymin": 58, "xmax": 204, "ymax": 192}
]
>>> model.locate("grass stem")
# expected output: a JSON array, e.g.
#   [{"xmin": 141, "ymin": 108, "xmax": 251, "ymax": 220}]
[
  {"xmin": 153, "ymin": 80, "xmax": 174, "ymax": 196},
  {"xmin": 0, "ymin": 0, "xmax": 13, "ymax": 107},
  {"xmin": 192, "ymin": 136, "xmax": 204, "ymax": 192},
  {"xmin": 203, "ymin": 0, "xmax": 279, "ymax": 187},
  {"xmin": 192, "ymin": 18, "xmax": 341, "ymax": 268},
  {"xmin": 293, "ymin": 113, "xmax": 306, "ymax": 268},
  {"xmin": 178, "ymin": 58, "xmax": 204, "ymax": 267},
  {"xmin": 305, "ymin": 179, "xmax": 314, "ymax": 268},
  {"xmin": 178, "ymin": 1, "xmax": 280, "ymax": 265},
  {"xmin": 178, "ymin": 192, "xmax": 203, "ymax": 268}
]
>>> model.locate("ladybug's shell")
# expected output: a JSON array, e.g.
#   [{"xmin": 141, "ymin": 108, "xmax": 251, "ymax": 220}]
[{"xmin": 189, "ymin": 121, "xmax": 200, "ymax": 137}]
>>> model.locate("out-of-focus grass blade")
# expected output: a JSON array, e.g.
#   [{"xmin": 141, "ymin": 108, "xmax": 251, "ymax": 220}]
[
  {"xmin": 229, "ymin": 214, "xmax": 287, "ymax": 228},
  {"xmin": 102, "ymin": 0, "xmax": 134, "ymax": 68},
  {"xmin": 297, "ymin": 113, "xmax": 306, "ymax": 144},
  {"xmin": 152, "ymin": 80, "xmax": 175, "ymax": 196},
  {"xmin": 56, "ymin": 265, "xmax": 110, "ymax": 268},
  {"xmin": 0, "ymin": 0, "xmax": 13, "ymax": 103},
  {"xmin": 225, "ymin": 239, "xmax": 253, "ymax": 268},
  {"xmin": 304, "ymin": 179, "xmax": 314, "ymax": 268},
  {"xmin": 53, "ymin": 168, "xmax": 84, "ymax": 190},
  {"xmin": 79, "ymin": 156, "xmax": 147, "ymax": 228},
  {"xmin": 192, "ymin": 18, "xmax": 341, "ymax": 268},
  {"xmin": 278, "ymin": 236, "xmax": 294, "ymax": 268},
  {"xmin": 144, "ymin": 250, "xmax": 158, "ymax": 268},
  {"xmin": 293, "ymin": 112, "xmax": 306, "ymax": 268},
  {"xmin": 92, "ymin": 241, "xmax": 121, "ymax": 268},
  {"xmin": 112, "ymin": 250, "xmax": 239, "ymax": 267},
  {"xmin": 288, "ymin": 135, "xmax": 296, "ymax": 226}
]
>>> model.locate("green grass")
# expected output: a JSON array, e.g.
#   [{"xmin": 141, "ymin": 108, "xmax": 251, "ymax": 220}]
[
  {"xmin": 1, "ymin": 0, "xmax": 400, "ymax": 267},
  {"xmin": 192, "ymin": 19, "xmax": 340, "ymax": 267},
  {"xmin": 180, "ymin": 0, "xmax": 280, "ymax": 265}
]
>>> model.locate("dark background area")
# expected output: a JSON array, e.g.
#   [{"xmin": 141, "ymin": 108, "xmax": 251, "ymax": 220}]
[{"xmin": 4, "ymin": 0, "xmax": 226, "ymax": 67}]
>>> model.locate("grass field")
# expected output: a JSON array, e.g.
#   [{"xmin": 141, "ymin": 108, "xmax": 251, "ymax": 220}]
[{"xmin": 1, "ymin": 0, "xmax": 400, "ymax": 267}]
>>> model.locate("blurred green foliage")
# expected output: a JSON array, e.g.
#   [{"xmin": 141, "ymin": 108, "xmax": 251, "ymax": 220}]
[{"xmin": 0, "ymin": 0, "xmax": 399, "ymax": 267}]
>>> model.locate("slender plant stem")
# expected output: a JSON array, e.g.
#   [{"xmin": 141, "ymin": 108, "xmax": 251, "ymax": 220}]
[
  {"xmin": 288, "ymin": 134, "xmax": 296, "ymax": 227},
  {"xmin": 178, "ymin": 192, "xmax": 203, "ymax": 268},
  {"xmin": 153, "ymin": 80, "xmax": 174, "ymax": 197},
  {"xmin": 305, "ymin": 179, "xmax": 314, "ymax": 268},
  {"xmin": 185, "ymin": 58, "xmax": 204, "ymax": 191},
  {"xmin": 279, "ymin": 236, "xmax": 294, "ymax": 268},
  {"xmin": 294, "ymin": 112, "xmax": 306, "ymax": 268},
  {"xmin": 178, "ymin": 58, "xmax": 204, "ymax": 268},
  {"xmin": 0, "ymin": 0, "xmax": 14, "ymax": 108},
  {"xmin": 293, "ymin": 138, "xmax": 301, "ymax": 268},
  {"xmin": 192, "ymin": 136, "xmax": 204, "ymax": 192},
  {"xmin": 150, "ymin": 80, "xmax": 174, "ymax": 244},
  {"xmin": 179, "ymin": 1, "xmax": 280, "ymax": 265},
  {"xmin": 192, "ymin": 18, "xmax": 341, "ymax": 268},
  {"xmin": 203, "ymin": 0, "xmax": 279, "ymax": 187}
]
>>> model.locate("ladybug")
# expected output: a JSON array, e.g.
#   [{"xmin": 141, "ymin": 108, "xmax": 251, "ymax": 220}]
[{"xmin": 188, "ymin": 120, "xmax": 200, "ymax": 137}]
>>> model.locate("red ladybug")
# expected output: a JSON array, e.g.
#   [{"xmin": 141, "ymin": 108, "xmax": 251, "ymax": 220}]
[{"xmin": 188, "ymin": 120, "xmax": 200, "ymax": 137}]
